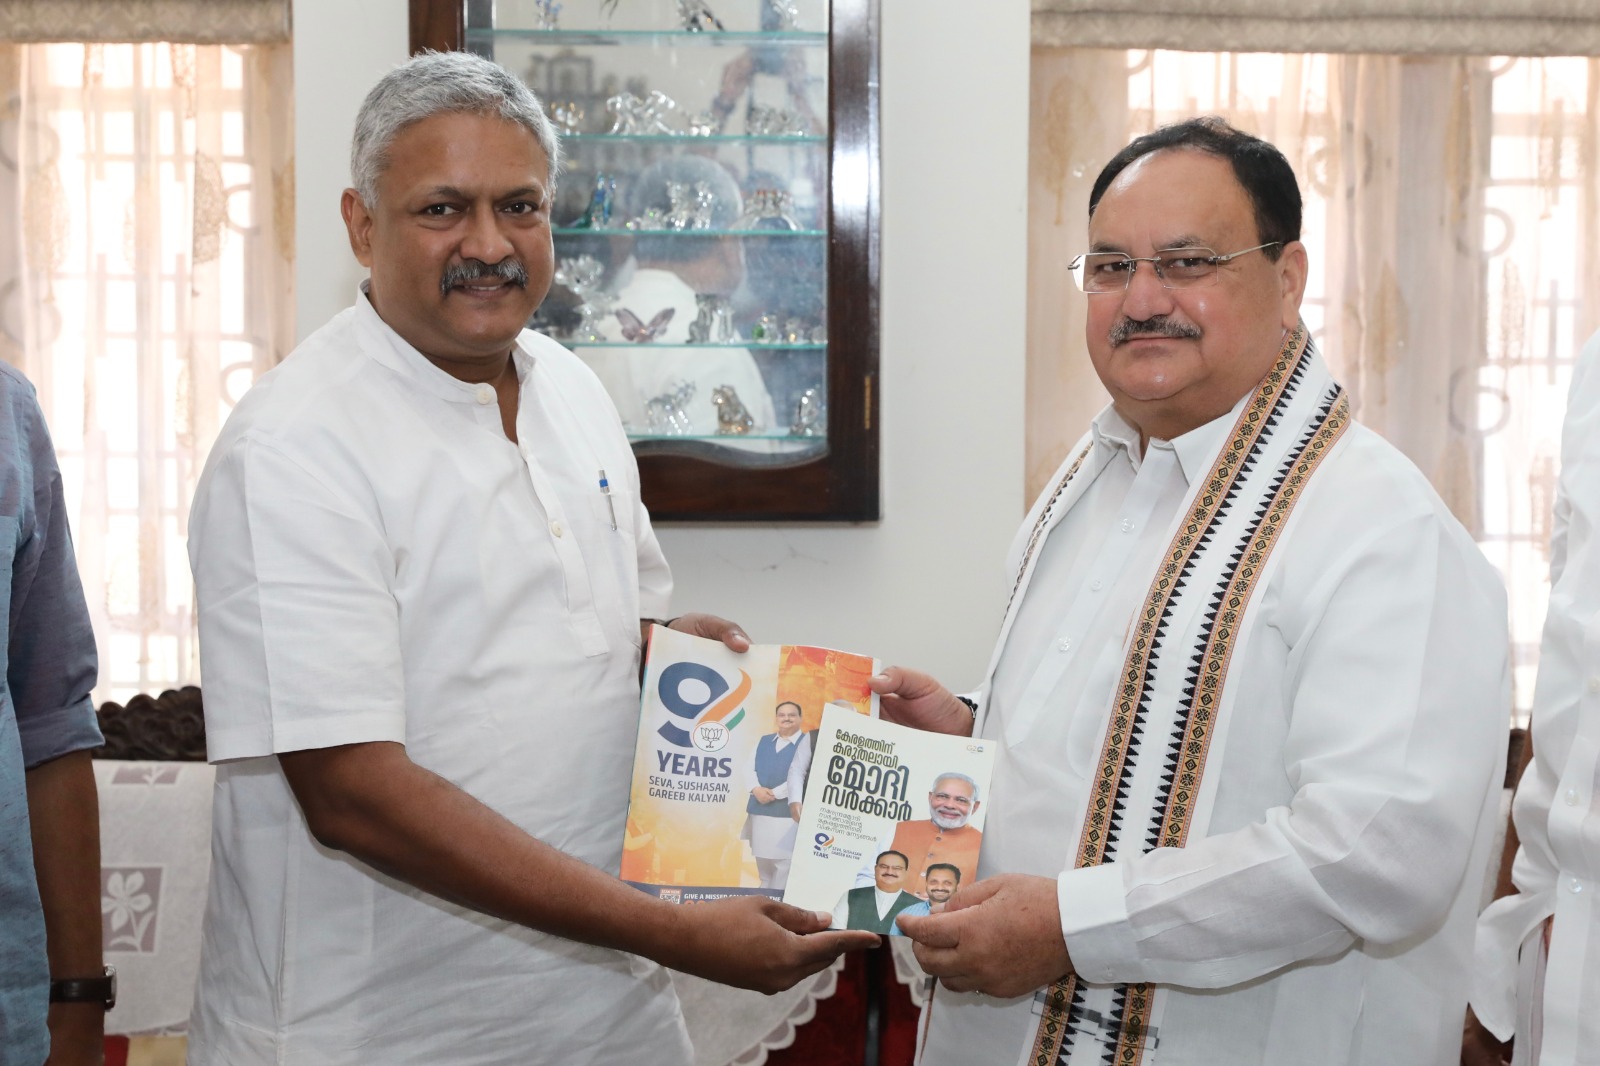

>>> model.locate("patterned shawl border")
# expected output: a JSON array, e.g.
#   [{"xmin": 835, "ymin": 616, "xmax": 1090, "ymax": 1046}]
[
  {"xmin": 1075, "ymin": 324, "xmax": 1306, "ymax": 876},
  {"xmin": 1024, "ymin": 324, "xmax": 1310, "ymax": 1066},
  {"xmin": 1108, "ymin": 387, "xmax": 1350, "ymax": 1066},
  {"xmin": 1007, "ymin": 440, "xmax": 1097, "ymax": 614}
]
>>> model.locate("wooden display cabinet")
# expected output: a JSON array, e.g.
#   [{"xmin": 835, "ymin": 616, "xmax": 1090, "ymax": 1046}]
[{"xmin": 409, "ymin": 0, "xmax": 880, "ymax": 521}]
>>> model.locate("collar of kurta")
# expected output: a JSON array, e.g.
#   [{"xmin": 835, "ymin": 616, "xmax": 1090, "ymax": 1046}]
[{"xmin": 352, "ymin": 282, "xmax": 537, "ymax": 406}]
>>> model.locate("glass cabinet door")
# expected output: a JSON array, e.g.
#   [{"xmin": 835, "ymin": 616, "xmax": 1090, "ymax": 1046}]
[{"xmin": 411, "ymin": 0, "xmax": 880, "ymax": 521}]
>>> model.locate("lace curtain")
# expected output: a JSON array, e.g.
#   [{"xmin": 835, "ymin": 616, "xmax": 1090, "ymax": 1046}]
[
  {"xmin": 1027, "ymin": 48, "xmax": 1600, "ymax": 720},
  {"xmin": 0, "ymin": 41, "xmax": 294, "ymax": 705}
]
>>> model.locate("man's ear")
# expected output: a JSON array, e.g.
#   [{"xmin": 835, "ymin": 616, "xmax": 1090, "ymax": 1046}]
[
  {"xmin": 341, "ymin": 188, "xmax": 376, "ymax": 268},
  {"xmin": 1277, "ymin": 240, "xmax": 1309, "ymax": 330}
]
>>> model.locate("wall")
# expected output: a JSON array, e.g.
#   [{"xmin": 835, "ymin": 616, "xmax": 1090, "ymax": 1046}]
[
  {"xmin": 292, "ymin": 0, "xmax": 409, "ymax": 336},
  {"xmin": 291, "ymin": 0, "xmax": 1031, "ymax": 690}
]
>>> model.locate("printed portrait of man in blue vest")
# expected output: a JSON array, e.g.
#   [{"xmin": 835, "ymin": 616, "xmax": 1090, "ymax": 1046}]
[
  {"xmin": 744, "ymin": 701, "xmax": 805, "ymax": 889},
  {"xmin": 832, "ymin": 851, "xmax": 919, "ymax": 933}
]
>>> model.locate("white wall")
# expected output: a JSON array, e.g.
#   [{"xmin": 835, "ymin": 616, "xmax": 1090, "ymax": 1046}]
[
  {"xmin": 291, "ymin": 0, "xmax": 1031, "ymax": 690},
  {"xmin": 292, "ymin": 0, "xmax": 410, "ymax": 339}
]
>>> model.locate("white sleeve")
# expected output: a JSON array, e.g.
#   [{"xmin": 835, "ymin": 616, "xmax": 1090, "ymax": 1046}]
[
  {"xmin": 1058, "ymin": 508, "xmax": 1509, "ymax": 989},
  {"xmin": 192, "ymin": 437, "xmax": 407, "ymax": 761},
  {"xmin": 1473, "ymin": 329, "xmax": 1600, "ymax": 1038}
]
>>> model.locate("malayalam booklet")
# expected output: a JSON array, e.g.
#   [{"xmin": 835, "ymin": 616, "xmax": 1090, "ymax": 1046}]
[
  {"xmin": 782, "ymin": 704, "xmax": 996, "ymax": 934},
  {"xmin": 620, "ymin": 625, "xmax": 879, "ymax": 902}
]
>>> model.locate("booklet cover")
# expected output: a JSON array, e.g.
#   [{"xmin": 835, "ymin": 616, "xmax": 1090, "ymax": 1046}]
[
  {"xmin": 782, "ymin": 704, "xmax": 995, "ymax": 934},
  {"xmin": 620, "ymin": 626, "xmax": 879, "ymax": 902}
]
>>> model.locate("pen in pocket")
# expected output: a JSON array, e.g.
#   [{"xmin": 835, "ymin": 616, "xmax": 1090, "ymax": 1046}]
[{"xmin": 598, "ymin": 469, "xmax": 618, "ymax": 530}]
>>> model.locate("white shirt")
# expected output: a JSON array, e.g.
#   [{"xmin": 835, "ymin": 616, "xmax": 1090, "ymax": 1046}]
[
  {"xmin": 922, "ymin": 399, "xmax": 1510, "ymax": 1066},
  {"xmin": 582, "ymin": 267, "xmax": 777, "ymax": 437},
  {"xmin": 1474, "ymin": 329, "xmax": 1600, "ymax": 1064},
  {"xmin": 186, "ymin": 290, "xmax": 689, "ymax": 1065}
]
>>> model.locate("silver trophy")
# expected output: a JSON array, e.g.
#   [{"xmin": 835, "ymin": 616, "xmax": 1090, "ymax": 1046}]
[
  {"xmin": 712, "ymin": 385, "xmax": 757, "ymax": 435},
  {"xmin": 644, "ymin": 380, "xmax": 697, "ymax": 436},
  {"xmin": 677, "ymin": 0, "xmax": 725, "ymax": 31},
  {"xmin": 553, "ymin": 255, "xmax": 611, "ymax": 342},
  {"xmin": 790, "ymin": 386, "xmax": 826, "ymax": 437},
  {"xmin": 767, "ymin": 0, "xmax": 800, "ymax": 31},
  {"xmin": 688, "ymin": 294, "xmax": 736, "ymax": 343},
  {"xmin": 734, "ymin": 188, "xmax": 801, "ymax": 231},
  {"xmin": 605, "ymin": 90, "xmax": 679, "ymax": 135}
]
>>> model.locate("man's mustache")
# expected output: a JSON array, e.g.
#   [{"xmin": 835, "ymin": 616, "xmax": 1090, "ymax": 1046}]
[
  {"xmin": 440, "ymin": 258, "xmax": 529, "ymax": 296},
  {"xmin": 1109, "ymin": 315, "xmax": 1202, "ymax": 347}
]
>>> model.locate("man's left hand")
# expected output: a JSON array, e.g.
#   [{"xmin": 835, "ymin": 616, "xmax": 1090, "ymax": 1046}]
[
  {"xmin": 751, "ymin": 786, "xmax": 776, "ymax": 804},
  {"xmin": 895, "ymin": 873, "xmax": 1073, "ymax": 998},
  {"xmin": 665, "ymin": 613, "xmax": 751, "ymax": 652}
]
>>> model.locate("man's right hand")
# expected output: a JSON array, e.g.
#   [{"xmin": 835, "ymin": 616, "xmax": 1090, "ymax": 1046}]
[
  {"xmin": 870, "ymin": 666, "xmax": 973, "ymax": 737},
  {"xmin": 658, "ymin": 897, "xmax": 878, "ymax": 995},
  {"xmin": 1460, "ymin": 1009, "xmax": 1512, "ymax": 1066}
]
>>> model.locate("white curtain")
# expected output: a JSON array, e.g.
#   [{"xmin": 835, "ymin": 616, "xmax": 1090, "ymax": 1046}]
[
  {"xmin": 1027, "ymin": 49, "xmax": 1600, "ymax": 718},
  {"xmin": 0, "ymin": 41, "xmax": 294, "ymax": 705},
  {"xmin": 1031, "ymin": 0, "xmax": 1600, "ymax": 55}
]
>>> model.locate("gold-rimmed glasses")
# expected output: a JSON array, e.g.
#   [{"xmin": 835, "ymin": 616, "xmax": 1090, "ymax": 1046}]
[{"xmin": 1069, "ymin": 242, "xmax": 1281, "ymax": 294}]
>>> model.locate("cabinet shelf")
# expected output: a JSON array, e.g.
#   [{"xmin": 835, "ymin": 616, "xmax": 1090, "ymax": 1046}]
[
  {"xmin": 626, "ymin": 433, "xmax": 823, "ymax": 442},
  {"xmin": 466, "ymin": 28, "xmax": 828, "ymax": 46},
  {"xmin": 559, "ymin": 341, "xmax": 827, "ymax": 350},
  {"xmin": 553, "ymin": 226, "xmax": 824, "ymax": 237},
  {"xmin": 560, "ymin": 132, "xmax": 826, "ymax": 144}
]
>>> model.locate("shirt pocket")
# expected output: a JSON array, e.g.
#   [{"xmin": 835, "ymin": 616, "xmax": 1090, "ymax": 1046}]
[{"xmin": 587, "ymin": 486, "xmax": 642, "ymax": 648}]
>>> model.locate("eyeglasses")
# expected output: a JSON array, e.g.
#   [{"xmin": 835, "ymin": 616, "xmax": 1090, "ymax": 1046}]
[
  {"xmin": 875, "ymin": 863, "xmax": 907, "ymax": 873},
  {"xmin": 930, "ymin": 792, "xmax": 972, "ymax": 807},
  {"xmin": 1068, "ymin": 242, "xmax": 1281, "ymax": 294}
]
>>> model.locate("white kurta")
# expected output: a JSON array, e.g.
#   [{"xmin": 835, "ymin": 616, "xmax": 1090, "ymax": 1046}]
[
  {"xmin": 186, "ymin": 290, "xmax": 690, "ymax": 1065},
  {"xmin": 1474, "ymin": 329, "xmax": 1600, "ymax": 1065},
  {"xmin": 746, "ymin": 731, "xmax": 800, "ymax": 861},
  {"xmin": 921, "ymin": 391, "xmax": 1510, "ymax": 1066}
]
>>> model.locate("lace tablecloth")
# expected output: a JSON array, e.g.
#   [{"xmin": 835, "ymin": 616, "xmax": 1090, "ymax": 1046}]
[{"xmin": 93, "ymin": 760, "xmax": 917, "ymax": 1061}]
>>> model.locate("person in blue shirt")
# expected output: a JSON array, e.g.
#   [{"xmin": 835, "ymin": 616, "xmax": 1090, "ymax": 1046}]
[
  {"xmin": 891, "ymin": 863, "xmax": 961, "ymax": 936},
  {"xmin": 0, "ymin": 363, "xmax": 108, "ymax": 1065}
]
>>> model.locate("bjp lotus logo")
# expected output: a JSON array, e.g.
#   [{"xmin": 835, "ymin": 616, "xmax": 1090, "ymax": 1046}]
[{"xmin": 656, "ymin": 661, "xmax": 752, "ymax": 753}]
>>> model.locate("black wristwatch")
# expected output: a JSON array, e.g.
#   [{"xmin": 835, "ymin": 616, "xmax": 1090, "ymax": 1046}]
[{"xmin": 49, "ymin": 966, "xmax": 116, "ymax": 1011}]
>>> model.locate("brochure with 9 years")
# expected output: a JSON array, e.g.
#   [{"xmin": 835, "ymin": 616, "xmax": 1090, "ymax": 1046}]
[
  {"xmin": 622, "ymin": 626, "xmax": 995, "ymax": 936},
  {"xmin": 621, "ymin": 625, "xmax": 878, "ymax": 902}
]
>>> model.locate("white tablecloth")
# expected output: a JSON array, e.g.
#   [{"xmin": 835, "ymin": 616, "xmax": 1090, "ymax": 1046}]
[{"xmin": 92, "ymin": 760, "xmax": 892, "ymax": 1062}]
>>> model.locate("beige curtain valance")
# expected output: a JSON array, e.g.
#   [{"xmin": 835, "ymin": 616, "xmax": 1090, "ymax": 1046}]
[
  {"xmin": 1033, "ymin": 1, "xmax": 1600, "ymax": 55},
  {"xmin": 0, "ymin": 0, "xmax": 290, "ymax": 44}
]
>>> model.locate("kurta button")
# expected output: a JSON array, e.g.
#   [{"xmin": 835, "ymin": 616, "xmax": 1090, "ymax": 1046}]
[
  {"xmin": 1057, "ymin": 638, "xmax": 1072, "ymax": 652},
  {"xmin": 1120, "ymin": 518, "xmax": 1135, "ymax": 533},
  {"xmin": 1090, "ymin": 579, "xmax": 1103, "ymax": 591},
  {"xmin": 475, "ymin": 384, "xmax": 495, "ymax": 404},
  {"xmin": 1568, "ymin": 788, "xmax": 1582, "ymax": 807},
  {"xmin": 1571, "ymin": 877, "xmax": 1585, "ymax": 894},
  {"xmin": 550, "ymin": 520, "xmax": 564, "ymax": 538}
]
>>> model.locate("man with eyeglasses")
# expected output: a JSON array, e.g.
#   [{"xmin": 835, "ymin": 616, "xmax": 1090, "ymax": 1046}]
[
  {"xmin": 872, "ymin": 117, "xmax": 1509, "ymax": 1065},
  {"xmin": 831, "ymin": 851, "xmax": 919, "ymax": 934}
]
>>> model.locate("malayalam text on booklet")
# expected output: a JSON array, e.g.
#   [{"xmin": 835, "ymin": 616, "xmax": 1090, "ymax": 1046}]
[{"xmin": 782, "ymin": 704, "xmax": 995, "ymax": 934}]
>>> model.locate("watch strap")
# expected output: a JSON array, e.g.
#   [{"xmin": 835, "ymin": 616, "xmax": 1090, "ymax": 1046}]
[{"xmin": 49, "ymin": 966, "xmax": 115, "ymax": 1010}]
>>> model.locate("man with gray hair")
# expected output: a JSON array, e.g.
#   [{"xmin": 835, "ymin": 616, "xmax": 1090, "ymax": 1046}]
[{"xmin": 185, "ymin": 50, "xmax": 872, "ymax": 1066}]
